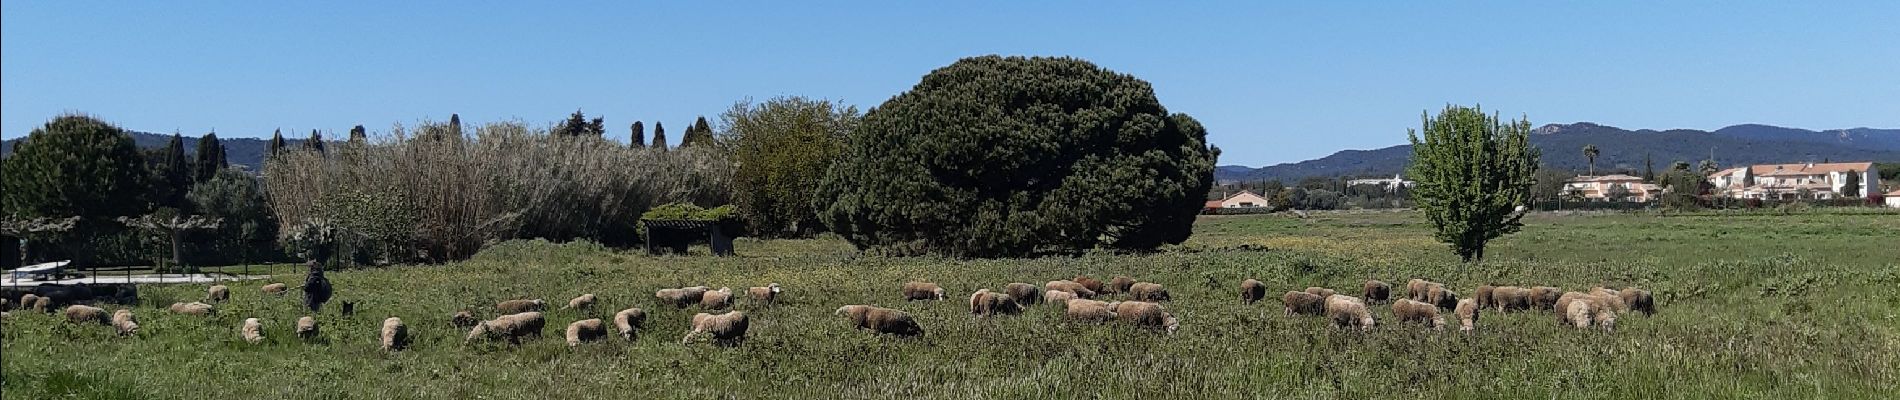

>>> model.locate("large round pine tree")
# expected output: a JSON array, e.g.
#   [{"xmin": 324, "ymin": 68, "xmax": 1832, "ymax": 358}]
[{"xmin": 816, "ymin": 56, "xmax": 1218, "ymax": 257}]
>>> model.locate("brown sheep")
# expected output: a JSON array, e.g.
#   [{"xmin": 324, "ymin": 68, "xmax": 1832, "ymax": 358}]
[
  {"xmin": 683, "ymin": 311, "xmax": 750, "ymax": 345},
  {"xmin": 241, "ymin": 318, "xmax": 265, "ymax": 344},
  {"xmin": 262, "ymin": 283, "xmax": 288, "ymax": 295},
  {"xmin": 1043, "ymin": 289, "xmax": 1078, "ymax": 306},
  {"xmin": 901, "ymin": 282, "xmax": 947, "ymax": 301},
  {"xmin": 1129, "ymin": 282, "xmax": 1171, "ymax": 302},
  {"xmin": 564, "ymin": 294, "xmax": 598, "ymax": 311},
  {"xmin": 1391, "ymin": 299, "xmax": 1444, "ymax": 330},
  {"xmin": 836, "ymin": 305, "xmax": 924, "ymax": 336},
  {"xmin": 64, "ymin": 305, "xmax": 108, "ymax": 325},
  {"xmin": 466, "ymin": 312, "xmax": 546, "ymax": 345},
  {"xmin": 1426, "ymin": 286, "xmax": 1460, "ymax": 310},
  {"xmin": 1304, "ymin": 287, "xmax": 1337, "ymax": 298},
  {"xmin": 1405, "ymin": 279, "xmax": 1438, "ymax": 301},
  {"xmin": 1563, "ymin": 294, "xmax": 1619, "ymax": 331},
  {"xmin": 1043, "ymin": 280, "xmax": 1097, "ymax": 299},
  {"xmin": 169, "ymin": 302, "xmax": 215, "ymax": 316},
  {"xmin": 496, "ymin": 299, "xmax": 546, "ymax": 314},
  {"xmin": 614, "ymin": 308, "xmax": 647, "ymax": 340},
  {"xmin": 1064, "ymin": 299, "xmax": 1117, "ymax": 322},
  {"xmin": 1529, "ymin": 287, "xmax": 1563, "ymax": 310},
  {"xmin": 566, "ymin": 318, "xmax": 607, "ymax": 346},
  {"xmin": 1325, "ymin": 295, "xmax": 1375, "ymax": 330},
  {"xmin": 748, "ymin": 283, "xmax": 783, "ymax": 306},
  {"xmin": 1074, "ymin": 275, "xmax": 1106, "ymax": 294},
  {"xmin": 19, "ymin": 294, "xmax": 39, "ymax": 310},
  {"xmin": 383, "ymin": 317, "xmax": 410, "ymax": 351},
  {"xmin": 32, "ymin": 296, "xmax": 52, "ymax": 313},
  {"xmin": 1490, "ymin": 286, "xmax": 1532, "ymax": 312},
  {"xmin": 207, "ymin": 285, "xmax": 230, "ymax": 303},
  {"xmin": 1474, "ymin": 285, "xmax": 1497, "ymax": 310},
  {"xmin": 1362, "ymin": 280, "xmax": 1391, "ymax": 303},
  {"xmin": 656, "ymin": 287, "xmax": 710, "ymax": 308},
  {"xmin": 296, "ymin": 316, "xmax": 319, "ymax": 339},
  {"xmin": 1004, "ymin": 282, "xmax": 1041, "ymax": 306},
  {"xmin": 1240, "ymin": 279, "xmax": 1268, "ymax": 304},
  {"xmin": 1454, "ymin": 299, "xmax": 1480, "ymax": 333},
  {"xmin": 1107, "ymin": 276, "xmax": 1136, "ymax": 295},
  {"xmin": 1619, "ymin": 288, "xmax": 1655, "ymax": 316},
  {"xmin": 111, "ymin": 309, "xmax": 139, "ymax": 336},
  {"xmin": 700, "ymin": 288, "xmax": 735, "ymax": 310},
  {"xmin": 1588, "ymin": 287, "xmax": 1629, "ymax": 313},
  {"xmin": 451, "ymin": 310, "xmax": 481, "ymax": 328},
  {"xmin": 1282, "ymin": 291, "xmax": 1325, "ymax": 316},
  {"xmin": 968, "ymin": 289, "xmax": 1022, "ymax": 317},
  {"xmin": 1111, "ymin": 301, "xmax": 1179, "ymax": 334}
]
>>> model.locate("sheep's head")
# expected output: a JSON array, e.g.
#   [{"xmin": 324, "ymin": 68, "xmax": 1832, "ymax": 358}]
[{"xmin": 768, "ymin": 283, "xmax": 782, "ymax": 294}]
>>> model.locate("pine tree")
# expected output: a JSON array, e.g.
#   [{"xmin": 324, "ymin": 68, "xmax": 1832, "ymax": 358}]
[
  {"xmin": 1406, "ymin": 105, "xmax": 1540, "ymax": 262},
  {"xmin": 630, "ymin": 121, "xmax": 646, "ymax": 148},
  {"xmin": 267, "ymin": 129, "xmax": 287, "ymax": 158},
  {"xmin": 193, "ymin": 132, "xmax": 226, "ymax": 182},
  {"xmin": 348, "ymin": 125, "xmax": 367, "ymax": 144},
  {"xmin": 304, "ymin": 129, "xmax": 325, "ymax": 154},
  {"xmin": 651, "ymin": 122, "xmax": 668, "ymax": 151}
]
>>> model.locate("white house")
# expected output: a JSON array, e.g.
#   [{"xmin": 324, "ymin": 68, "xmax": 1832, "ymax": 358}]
[
  {"xmin": 1562, "ymin": 174, "xmax": 1662, "ymax": 202},
  {"xmin": 1346, "ymin": 174, "xmax": 1414, "ymax": 191},
  {"xmin": 1707, "ymin": 162, "xmax": 1879, "ymax": 200},
  {"xmin": 1885, "ymin": 189, "xmax": 1900, "ymax": 208},
  {"xmin": 1209, "ymin": 190, "xmax": 1272, "ymax": 208}
]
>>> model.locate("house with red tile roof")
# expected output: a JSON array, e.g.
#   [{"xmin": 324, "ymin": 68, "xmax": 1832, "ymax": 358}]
[
  {"xmin": 1706, "ymin": 162, "xmax": 1879, "ymax": 200},
  {"xmin": 1562, "ymin": 174, "xmax": 1662, "ymax": 202}
]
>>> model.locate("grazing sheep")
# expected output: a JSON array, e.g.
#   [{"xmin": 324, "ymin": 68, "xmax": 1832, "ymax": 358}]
[
  {"xmin": 1074, "ymin": 275, "xmax": 1106, "ymax": 294},
  {"xmin": 836, "ymin": 305, "xmax": 924, "ymax": 336},
  {"xmin": 1304, "ymin": 287, "xmax": 1337, "ymax": 298},
  {"xmin": 1107, "ymin": 276, "xmax": 1136, "ymax": 295},
  {"xmin": 566, "ymin": 318, "xmax": 607, "ymax": 346},
  {"xmin": 1563, "ymin": 294, "xmax": 1619, "ymax": 331},
  {"xmin": 1324, "ymin": 295, "xmax": 1375, "ymax": 330},
  {"xmin": 1362, "ymin": 280, "xmax": 1391, "ymax": 303},
  {"xmin": 496, "ymin": 299, "xmax": 546, "ymax": 314},
  {"xmin": 1426, "ymin": 286, "xmax": 1460, "ymax": 310},
  {"xmin": 613, "ymin": 308, "xmax": 647, "ymax": 340},
  {"xmin": 564, "ymin": 294, "xmax": 598, "ymax": 311},
  {"xmin": 1282, "ymin": 291, "xmax": 1326, "ymax": 316},
  {"xmin": 968, "ymin": 289, "xmax": 1022, "ymax": 317},
  {"xmin": 451, "ymin": 310, "xmax": 481, "ymax": 328},
  {"xmin": 1588, "ymin": 287, "xmax": 1629, "ymax": 313},
  {"xmin": 1391, "ymin": 299, "xmax": 1444, "ymax": 330},
  {"xmin": 1405, "ymin": 279, "xmax": 1436, "ymax": 301},
  {"xmin": 1454, "ymin": 299, "xmax": 1480, "ymax": 333},
  {"xmin": 901, "ymin": 282, "xmax": 947, "ymax": 301},
  {"xmin": 111, "ymin": 309, "xmax": 139, "ymax": 336},
  {"xmin": 1529, "ymin": 287, "xmax": 1563, "ymax": 310},
  {"xmin": 1129, "ymin": 282, "xmax": 1171, "ymax": 302},
  {"xmin": 1240, "ymin": 279, "xmax": 1268, "ymax": 304},
  {"xmin": 700, "ymin": 288, "xmax": 735, "ymax": 310},
  {"xmin": 1490, "ymin": 286, "xmax": 1532, "ymax": 312},
  {"xmin": 1043, "ymin": 289, "xmax": 1078, "ymax": 306},
  {"xmin": 20, "ymin": 294, "xmax": 40, "ymax": 310},
  {"xmin": 262, "ymin": 283, "xmax": 288, "ymax": 296},
  {"xmin": 748, "ymin": 283, "xmax": 783, "ymax": 306},
  {"xmin": 383, "ymin": 317, "xmax": 409, "ymax": 351},
  {"xmin": 241, "ymin": 318, "xmax": 265, "ymax": 344},
  {"xmin": 1044, "ymin": 280, "xmax": 1097, "ymax": 299},
  {"xmin": 206, "ymin": 285, "xmax": 230, "ymax": 303},
  {"xmin": 1005, "ymin": 282, "xmax": 1041, "ymax": 306},
  {"xmin": 1064, "ymin": 299, "xmax": 1117, "ymax": 322},
  {"xmin": 655, "ymin": 287, "xmax": 710, "ymax": 308},
  {"xmin": 1618, "ymin": 288, "xmax": 1655, "ymax": 316},
  {"xmin": 63, "ymin": 305, "xmax": 108, "ymax": 325},
  {"xmin": 1475, "ymin": 285, "xmax": 1497, "ymax": 310},
  {"xmin": 296, "ymin": 316, "xmax": 318, "ymax": 339},
  {"xmin": 682, "ymin": 311, "xmax": 750, "ymax": 345},
  {"xmin": 467, "ymin": 312, "xmax": 546, "ymax": 345},
  {"xmin": 31, "ymin": 296, "xmax": 53, "ymax": 313},
  {"xmin": 169, "ymin": 302, "xmax": 215, "ymax": 316},
  {"xmin": 1554, "ymin": 292, "xmax": 1595, "ymax": 327},
  {"xmin": 1111, "ymin": 301, "xmax": 1179, "ymax": 334}
]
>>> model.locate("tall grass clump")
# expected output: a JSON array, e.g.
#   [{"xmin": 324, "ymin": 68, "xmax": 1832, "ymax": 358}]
[{"xmin": 264, "ymin": 119, "xmax": 730, "ymax": 263}]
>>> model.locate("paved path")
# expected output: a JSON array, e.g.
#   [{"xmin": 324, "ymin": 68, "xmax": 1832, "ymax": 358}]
[{"xmin": 2, "ymin": 274, "xmax": 272, "ymax": 287}]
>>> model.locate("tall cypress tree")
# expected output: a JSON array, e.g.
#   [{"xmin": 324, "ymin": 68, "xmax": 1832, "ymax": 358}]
[
  {"xmin": 1643, "ymin": 153, "xmax": 1655, "ymax": 182},
  {"xmin": 630, "ymin": 121, "xmax": 646, "ymax": 148},
  {"xmin": 158, "ymin": 133, "xmax": 191, "ymax": 208},
  {"xmin": 682, "ymin": 116, "xmax": 715, "ymax": 147},
  {"xmin": 651, "ymin": 122, "xmax": 668, "ymax": 151},
  {"xmin": 348, "ymin": 125, "xmax": 367, "ymax": 144},
  {"xmin": 304, "ymin": 129, "xmax": 326, "ymax": 154},
  {"xmin": 193, "ymin": 132, "xmax": 226, "ymax": 182},
  {"xmin": 267, "ymin": 129, "xmax": 287, "ymax": 158}
]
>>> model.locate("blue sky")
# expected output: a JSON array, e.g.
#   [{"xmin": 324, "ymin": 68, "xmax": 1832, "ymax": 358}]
[{"xmin": 4, "ymin": 2, "xmax": 1895, "ymax": 167}]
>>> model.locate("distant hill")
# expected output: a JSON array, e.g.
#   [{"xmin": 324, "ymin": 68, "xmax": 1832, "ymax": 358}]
[
  {"xmin": 3, "ymin": 131, "xmax": 304, "ymax": 171},
  {"xmin": 1217, "ymin": 123, "xmax": 1900, "ymax": 182}
]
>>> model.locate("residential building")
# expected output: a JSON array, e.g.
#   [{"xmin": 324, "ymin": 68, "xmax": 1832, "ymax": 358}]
[
  {"xmin": 1211, "ymin": 191, "xmax": 1272, "ymax": 208},
  {"xmin": 1562, "ymin": 174, "xmax": 1662, "ymax": 202},
  {"xmin": 1346, "ymin": 174, "xmax": 1414, "ymax": 191},
  {"xmin": 1706, "ymin": 162, "xmax": 1879, "ymax": 200},
  {"xmin": 1885, "ymin": 189, "xmax": 1900, "ymax": 208}
]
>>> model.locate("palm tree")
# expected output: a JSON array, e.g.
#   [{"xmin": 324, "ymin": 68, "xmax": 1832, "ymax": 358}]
[{"xmin": 1582, "ymin": 145, "xmax": 1600, "ymax": 176}]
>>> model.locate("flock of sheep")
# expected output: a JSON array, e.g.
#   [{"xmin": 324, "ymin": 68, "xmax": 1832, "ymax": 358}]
[{"xmin": 0, "ymin": 274, "xmax": 1655, "ymax": 351}]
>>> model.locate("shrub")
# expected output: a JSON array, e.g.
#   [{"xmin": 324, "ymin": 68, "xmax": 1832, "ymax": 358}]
[
  {"xmin": 816, "ymin": 56, "xmax": 1218, "ymax": 257},
  {"xmin": 722, "ymin": 96, "xmax": 858, "ymax": 237}
]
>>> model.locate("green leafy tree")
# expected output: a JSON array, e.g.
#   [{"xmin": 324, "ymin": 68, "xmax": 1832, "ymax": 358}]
[
  {"xmin": 267, "ymin": 128, "xmax": 287, "ymax": 157},
  {"xmin": 723, "ymin": 96, "xmax": 860, "ymax": 237},
  {"xmin": 630, "ymin": 121, "xmax": 646, "ymax": 148},
  {"xmin": 193, "ymin": 132, "xmax": 227, "ymax": 183},
  {"xmin": 1582, "ymin": 144, "xmax": 1600, "ymax": 176},
  {"xmin": 1670, "ymin": 160, "xmax": 1690, "ymax": 172},
  {"xmin": 1406, "ymin": 105, "xmax": 1540, "ymax": 262},
  {"xmin": 187, "ymin": 167, "xmax": 279, "ymax": 265},
  {"xmin": 651, "ymin": 122, "xmax": 668, "ymax": 151},
  {"xmin": 1842, "ymin": 169, "xmax": 1861, "ymax": 198},
  {"xmin": 816, "ymin": 56, "xmax": 1219, "ymax": 257},
  {"xmin": 3, "ymin": 115, "xmax": 153, "ymax": 220}
]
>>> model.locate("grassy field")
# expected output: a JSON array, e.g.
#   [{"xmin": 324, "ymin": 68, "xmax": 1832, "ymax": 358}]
[{"xmin": 4, "ymin": 211, "xmax": 1898, "ymax": 399}]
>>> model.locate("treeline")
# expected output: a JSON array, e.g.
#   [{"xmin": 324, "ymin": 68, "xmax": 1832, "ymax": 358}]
[{"xmin": 1212, "ymin": 176, "xmax": 1413, "ymax": 210}]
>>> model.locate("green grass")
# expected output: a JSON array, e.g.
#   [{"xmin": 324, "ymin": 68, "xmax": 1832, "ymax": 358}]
[{"xmin": 4, "ymin": 212, "xmax": 1898, "ymax": 399}]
